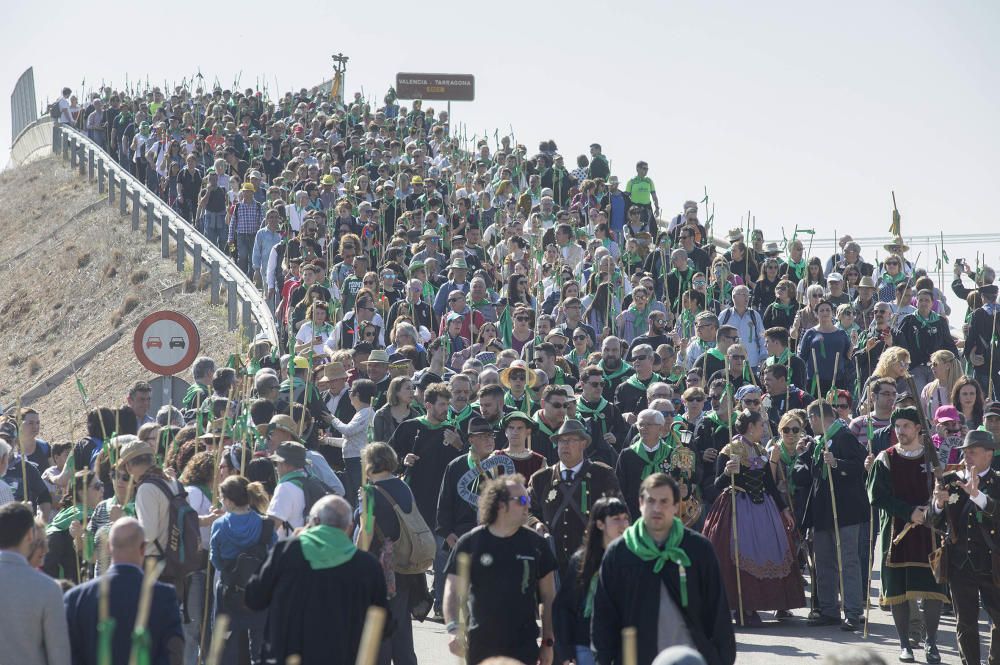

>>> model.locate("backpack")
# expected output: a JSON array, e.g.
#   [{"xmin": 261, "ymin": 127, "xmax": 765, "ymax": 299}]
[
  {"xmin": 143, "ymin": 476, "xmax": 204, "ymax": 582},
  {"xmin": 372, "ymin": 484, "xmax": 436, "ymax": 574},
  {"xmin": 289, "ymin": 475, "xmax": 334, "ymax": 520},
  {"xmin": 48, "ymin": 100, "xmax": 61, "ymax": 120},
  {"xmin": 218, "ymin": 518, "xmax": 274, "ymax": 612}
]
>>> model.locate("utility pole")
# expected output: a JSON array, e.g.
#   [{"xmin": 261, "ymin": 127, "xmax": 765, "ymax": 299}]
[{"xmin": 331, "ymin": 53, "xmax": 350, "ymax": 104}]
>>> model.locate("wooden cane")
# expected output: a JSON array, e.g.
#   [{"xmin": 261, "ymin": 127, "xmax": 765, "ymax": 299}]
[
  {"xmin": 827, "ymin": 460, "xmax": 846, "ymax": 619},
  {"xmin": 730, "ymin": 451, "xmax": 745, "ymax": 626},
  {"xmin": 16, "ymin": 397, "xmax": 27, "ymax": 505},
  {"xmin": 622, "ymin": 626, "xmax": 638, "ymax": 665},
  {"xmin": 456, "ymin": 552, "xmax": 472, "ymax": 663},
  {"xmin": 863, "ymin": 389, "xmax": 877, "ymax": 638},
  {"xmin": 831, "ymin": 351, "xmax": 840, "ymax": 396},
  {"xmin": 128, "ymin": 560, "xmax": 165, "ymax": 665},
  {"xmin": 204, "ymin": 614, "xmax": 230, "ymax": 665},
  {"xmin": 354, "ymin": 606, "xmax": 387, "ymax": 665},
  {"xmin": 811, "ymin": 347, "xmax": 821, "ymax": 400}
]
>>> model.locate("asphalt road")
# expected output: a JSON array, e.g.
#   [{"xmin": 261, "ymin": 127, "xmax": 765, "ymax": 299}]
[{"xmin": 411, "ymin": 570, "xmax": 982, "ymax": 664}]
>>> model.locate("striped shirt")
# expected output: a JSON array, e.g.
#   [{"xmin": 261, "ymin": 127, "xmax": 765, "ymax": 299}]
[{"xmin": 228, "ymin": 201, "xmax": 264, "ymax": 241}]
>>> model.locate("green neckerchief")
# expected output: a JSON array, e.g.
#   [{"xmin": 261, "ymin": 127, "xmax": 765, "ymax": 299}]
[
  {"xmin": 770, "ymin": 300, "xmax": 796, "ymax": 314},
  {"xmin": 194, "ymin": 484, "xmax": 213, "ymax": 504},
  {"xmin": 298, "ymin": 524, "xmax": 358, "ymax": 570},
  {"xmin": 416, "ymin": 415, "xmax": 450, "ymax": 430},
  {"xmin": 882, "ymin": 271, "xmax": 907, "ymax": 287},
  {"xmin": 766, "ymin": 348, "xmax": 791, "ymax": 368},
  {"xmin": 278, "ymin": 470, "xmax": 308, "ymax": 485},
  {"xmin": 786, "ymin": 257, "xmax": 807, "ymax": 281},
  {"xmin": 466, "ymin": 452, "xmax": 486, "ymax": 495},
  {"xmin": 505, "ymin": 391, "xmax": 535, "ymax": 413},
  {"xmin": 777, "ymin": 442, "xmax": 797, "ymax": 497},
  {"xmin": 913, "ymin": 310, "xmax": 941, "ymax": 327},
  {"xmin": 627, "ymin": 303, "xmax": 652, "ymax": 337},
  {"xmin": 566, "ymin": 348, "xmax": 585, "ymax": 368},
  {"xmin": 449, "ymin": 404, "xmax": 474, "ymax": 426},
  {"xmin": 583, "ymin": 572, "xmax": 600, "ymax": 619},
  {"xmin": 551, "ymin": 366, "xmax": 569, "ymax": 386},
  {"xmin": 678, "ymin": 309, "xmax": 696, "ymax": 338},
  {"xmin": 469, "ymin": 297, "xmax": 493, "ymax": 311},
  {"xmin": 704, "ymin": 409, "xmax": 735, "ymax": 434},
  {"xmin": 705, "ymin": 347, "xmax": 725, "ymax": 363},
  {"xmin": 622, "ymin": 516, "xmax": 691, "ymax": 607},
  {"xmin": 279, "ymin": 376, "xmax": 306, "ymax": 393},
  {"xmin": 598, "ymin": 359, "xmax": 632, "ymax": 382},
  {"xmin": 630, "ymin": 436, "xmax": 675, "ymax": 480},
  {"xmin": 626, "ymin": 372, "xmax": 663, "ymax": 392},
  {"xmin": 812, "ymin": 420, "xmax": 845, "ymax": 479},
  {"xmin": 533, "ymin": 412, "xmax": 560, "ymax": 437},
  {"xmin": 576, "ymin": 397, "xmax": 609, "ymax": 420},
  {"xmin": 47, "ymin": 504, "xmax": 95, "ymax": 535}
]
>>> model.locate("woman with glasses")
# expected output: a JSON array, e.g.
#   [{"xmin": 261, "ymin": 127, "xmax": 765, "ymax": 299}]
[
  {"xmin": 877, "ymin": 254, "xmax": 908, "ymax": 304},
  {"xmin": 703, "ymin": 409, "xmax": 805, "ymax": 626},
  {"xmin": 565, "ymin": 326, "xmax": 594, "ymax": 371},
  {"xmin": 763, "ymin": 279, "xmax": 799, "ymax": 333},
  {"xmin": 790, "ymin": 284, "xmax": 825, "ymax": 346},
  {"xmin": 43, "ymin": 469, "xmax": 102, "ymax": 584},
  {"xmin": 706, "ymin": 256, "xmax": 741, "ymax": 315},
  {"xmin": 794, "ymin": 257, "xmax": 827, "ymax": 303},
  {"xmin": 87, "ymin": 457, "xmax": 135, "ymax": 576}
]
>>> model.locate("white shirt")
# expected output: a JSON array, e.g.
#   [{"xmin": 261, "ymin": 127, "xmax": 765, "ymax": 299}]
[
  {"xmin": 58, "ymin": 97, "xmax": 72, "ymax": 123},
  {"xmin": 557, "ymin": 460, "xmax": 584, "ymax": 480},
  {"xmin": 268, "ymin": 480, "xmax": 305, "ymax": 540},
  {"xmin": 185, "ymin": 485, "xmax": 213, "ymax": 548}
]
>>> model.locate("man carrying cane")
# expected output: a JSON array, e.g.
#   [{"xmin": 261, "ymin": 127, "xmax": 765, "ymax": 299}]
[
  {"xmin": 794, "ymin": 399, "xmax": 868, "ymax": 631},
  {"xmin": 930, "ymin": 429, "xmax": 1000, "ymax": 665}
]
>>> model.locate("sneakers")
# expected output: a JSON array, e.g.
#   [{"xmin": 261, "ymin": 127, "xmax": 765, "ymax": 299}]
[
  {"xmin": 925, "ymin": 643, "xmax": 941, "ymax": 664},
  {"xmin": 898, "ymin": 648, "xmax": 915, "ymax": 663},
  {"xmin": 840, "ymin": 618, "xmax": 859, "ymax": 632},
  {"xmin": 807, "ymin": 614, "xmax": 840, "ymax": 627},
  {"xmin": 775, "ymin": 610, "xmax": 793, "ymax": 620}
]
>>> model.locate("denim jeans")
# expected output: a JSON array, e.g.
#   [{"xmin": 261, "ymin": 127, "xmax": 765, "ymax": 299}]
[
  {"xmin": 202, "ymin": 212, "xmax": 227, "ymax": 249},
  {"xmin": 575, "ymin": 645, "xmax": 597, "ymax": 665},
  {"xmin": 814, "ymin": 523, "xmax": 863, "ymax": 621},
  {"xmin": 183, "ymin": 568, "xmax": 212, "ymax": 665},
  {"xmin": 236, "ymin": 234, "xmax": 255, "ymax": 275},
  {"xmin": 378, "ymin": 576, "xmax": 417, "ymax": 665}
]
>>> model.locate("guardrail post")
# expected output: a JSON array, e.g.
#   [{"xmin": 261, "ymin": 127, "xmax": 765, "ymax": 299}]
[
  {"xmin": 192, "ymin": 244, "xmax": 203, "ymax": 284},
  {"xmin": 132, "ymin": 189, "xmax": 141, "ymax": 229},
  {"xmin": 63, "ymin": 132, "xmax": 70, "ymax": 160},
  {"xmin": 79, "ymin": 145, "xmax": 86, "ymax": 175},
  {"xmin": 227, "ymin": 280, "xmax": 239, "ymax": 331},
  {"xmin": 88, "ymin": 148, "xmax": 94, "ymax": 181},
  {"xmin": 161, "ymin": 215, "xmax": 170, "ymax": 259},
  {"xmin": 210, "ymin": 263, "xmax": 221, "ymax": 305},
  {"xmin": 242, "ymin": 302, "xmax": 253, "ymax": 341},
  {"xmin": 98, "ymin": 158, "xmax": 105, "ymax": 194},
  {"xmin": 176, "ymin": 228, "xmax": 185, "ymax": 271},
  {"xmin": 120, "ymin": 181, "xmax": 128, "ymax": 216},
  {"xmin": 52, "ymin": 125, "xmax": 60, "ymax": 154},
  {"xmin": 146, "ymin": 200, "xmax": 155, "ymax": 241},
  {"xmin": 70, "ymin": 137, "xmax": 77, "ymax": 167},
  {"xmin": 107, "ymin": 170, "xmax": 115, "ymax": 204}
]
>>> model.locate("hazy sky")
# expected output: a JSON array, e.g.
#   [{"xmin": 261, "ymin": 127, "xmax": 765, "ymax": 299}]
[{"xmin": 3, "ymin": 1, "xmax": 998, "ymax": 262}]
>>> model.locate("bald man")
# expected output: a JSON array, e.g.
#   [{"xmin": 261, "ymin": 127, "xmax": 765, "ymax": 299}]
[{"xmin": 64, "ymin": 518, "xmax": 184, "ymax": 665}]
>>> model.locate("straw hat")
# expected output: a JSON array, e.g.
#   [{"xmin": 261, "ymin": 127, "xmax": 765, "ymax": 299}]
[
  {"xmin": 316, "ymin": 362, "xmax": 349, "ymax": 388},
  {"xmin": 499, "ymin": 359, "xmax": 539, "ymax": 389}
]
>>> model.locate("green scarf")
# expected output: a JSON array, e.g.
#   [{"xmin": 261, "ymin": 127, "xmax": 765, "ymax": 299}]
[
  {"xmin": 598, "ymin": 359, "xmax": 632, "ymax": 382},
  {"xmin": 765, "ymin": 348, "xmax": 791, "ymax": 368},
  {"xmin": 278, "ymin": 470, "xmax": 307, "ymax": 485},
  {"xmin": 416, "ymin": 415, "xmax": 450, "ymax": 430},
  {"xmin": 786, "ymin": 257, "xmax": 807, "ymax": 281},
  {"xmin": 627, "ymin": 304, "xmax": 652, "ymax": 337},
  {"xmin": 914, "ymin": 310, "xmax": 940, "ymax": 327},
  {"xmin": 298, "ymin": 525, "xmax": 358, "ymax": 570},
  {"xmin": 626, "ymin": 372, "xmax": 663, "ymax": 393},
  {"xmin": 777, "ymin": 442, "xmax": 797, "ymax": 497},
  {"xmin": 622, "ymin": 517, "xmax": 691, "ymax": 607},
  {"xmin": 770, "ymin": 300, "xmax": 796, "ymax": 315},
  {"xmin": 812, "ymin": 420, "xmax": 845, "ymax": 479},
  {"xmin": 504, "ymin": 391, "xmax": 535, "ymax": 413},
  {"xmin": 882, "ymin": 271, "xmax": 907, "ymax": 287},
  {"xmin": 630, "ymin": 437, "xmax": 674, "ymax": 480},
  {"xmin": 449, "ymin": 404, "xmax": 474, "ymax": 426},
  {"xmin": 47, "ymin": 504, "xmax": 95, "ymax": 535}
]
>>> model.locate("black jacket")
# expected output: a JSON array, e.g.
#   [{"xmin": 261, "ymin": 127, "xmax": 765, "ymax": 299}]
[
  {"xmin": 894, "ymin": 312, "xmax": 957, "ymax": 367},
  {"xmin": 592, "ymin": 528, "xmax": 736, "ymax": 665},
  {"xmin": 792, "ymin": 426, "xmax": 870, "ymax": 530}
]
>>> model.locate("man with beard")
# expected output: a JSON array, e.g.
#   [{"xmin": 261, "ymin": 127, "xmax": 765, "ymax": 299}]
[
  {"xmin": 532, "ymin": 386, "xmax": 571, "ymax": 465},
  {"xmin": 472, "ymin": 384, "xmax": 506, "ymax": 450},
  {"xmin": 853, "ymin": 302, "xmax": 896, "ymax": 386},
  {"xmin": 598, "ymin": 336, "xmax": 634, "ymax": 402},
  {"xmin": 628, "ymin": 310, "xmax": 672, "ymax": 357},
  {"xmin": 528, "ymin": 419, "xmax": 622, "ymax": 573}
]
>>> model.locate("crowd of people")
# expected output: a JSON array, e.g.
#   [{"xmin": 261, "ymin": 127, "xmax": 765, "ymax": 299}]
[{"xmin": 6, "ymin": 78, "xmax": 1000, "ymax": 665}]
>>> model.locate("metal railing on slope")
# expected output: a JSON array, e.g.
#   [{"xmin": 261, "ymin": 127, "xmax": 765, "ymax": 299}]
[{"xmin": 9, "ymin": 118, "xmax": 278, "ymax": 345}]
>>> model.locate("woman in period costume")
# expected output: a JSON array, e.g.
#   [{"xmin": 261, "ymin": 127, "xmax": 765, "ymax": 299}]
[
  {"xmin": 867, "ymin": 406, "xmax": 948, "ymax": 664},
  {"xmin": 702, "ymin": 409, "xmax": 805, "ymax": 625}
]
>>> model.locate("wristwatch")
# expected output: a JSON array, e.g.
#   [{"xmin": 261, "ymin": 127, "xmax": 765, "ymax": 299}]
[
  {"xmin": 446, "ymin": 621, "xmax": 458, "ymax": 635},
  {"xmin": 541, "ymin": 637, "xmax": 554, "ymax": 647}
]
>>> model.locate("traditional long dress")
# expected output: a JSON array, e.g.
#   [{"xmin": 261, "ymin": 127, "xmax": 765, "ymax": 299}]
[
  {"xmin": 702, "ymin": 436, "xmax": 806, "ymax": 612},
  {"xmin": 866, "ymin": 445, "xmax": 949, "ymax": 606}
]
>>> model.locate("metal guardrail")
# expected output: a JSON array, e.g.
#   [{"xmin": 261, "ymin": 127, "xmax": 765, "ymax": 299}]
[{"xmin": 9, "ymin": 118, "xmax": 278, "ymax": 345}]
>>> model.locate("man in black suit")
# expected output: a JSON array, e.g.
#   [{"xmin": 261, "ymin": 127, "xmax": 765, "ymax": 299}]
[
  {"xmin": 64, "ymin": 518, "xmax": 184, "ymax": 665},
  {"xmin": 931, "ymin": 430, "xmax": 1000, "ymax": 665}
]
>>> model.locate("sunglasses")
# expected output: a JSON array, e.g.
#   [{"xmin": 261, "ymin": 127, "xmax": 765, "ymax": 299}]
[
  {"xmin": 781, "ymin": 426, "xmax": 801, "ymax": 434},
  {"xmin": 515, "ymin": 317, "xmax": 531, "ymax": 322},
  {"xmin": 743, "ymin": 399, "xmax": 761, "ymax": 406},
  {"xmin": 509, "ymin": 373, "xmax": 526, "ymax": 381},
  {"xmin": 508, "ymin": 495, "xmax": 530, "ymax": 506},
  {"xmin": 835, "ymin": 403, "xmax": 850, "ymax": 409},
  {"xmin": 448, "ymin": 297, "xmax": 464, "ymax": 303},
  {"xmin": 685, "ymin": 396, "xmax": 704, "ymax": 402},
  {"xmin": 633, "ymin": 356, "xmax": 651, "ymax": 362},
  {"xmin": 574, "ymin": 335, "xmax": 588, "ymax": 341},
  {"xmin": 548, "ymin": 402, "xmax": 567, "ymax": 410},
  {"xmin": 586, "ymin": 381, "xmax": 603, "ymax": 387}
]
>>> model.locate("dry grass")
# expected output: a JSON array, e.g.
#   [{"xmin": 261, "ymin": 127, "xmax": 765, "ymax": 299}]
[{"xmin": 0, "ymin": 155, "xmax": 240, "ymax": 436}]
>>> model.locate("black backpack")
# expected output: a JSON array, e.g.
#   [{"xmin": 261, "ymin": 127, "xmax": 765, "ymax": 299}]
[
  {"xmin": 48, "ymin": 100, "xmax": 61, "ymax": 120},
  {"xmin": 289, "ymin": 475, "xmax": 334, "ymax": 520},
  {"xmin": 218, "ymin": 518, "xmax": 274, "ymax": 612}
]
